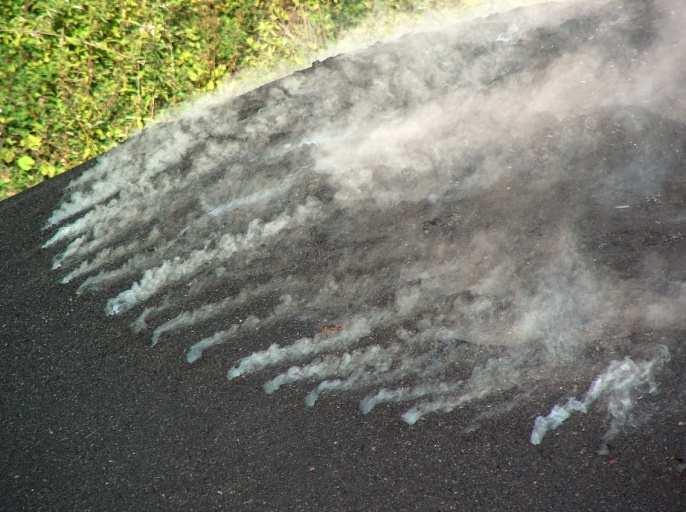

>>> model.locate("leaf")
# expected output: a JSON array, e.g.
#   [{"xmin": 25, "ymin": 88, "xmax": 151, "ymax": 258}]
[
  {"xmin": 17, "ymin": 155, "xmax": 36, "ymax": 171},
  {"xmin": 39, "ymin": 163, "xmax": 58, "ymax": 178},
  {"xmin": 21, "ymin": 134, "xmax": 42, "ymax": 151},
  {"xmin": 0, "ymin": 148, "xmax": 15, "ymax": 164}
]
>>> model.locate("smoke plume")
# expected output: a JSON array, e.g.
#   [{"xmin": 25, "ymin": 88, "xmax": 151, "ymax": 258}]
[{"xmin": 44, "ymin": 0, "xmax": 686, "ymax": 449}]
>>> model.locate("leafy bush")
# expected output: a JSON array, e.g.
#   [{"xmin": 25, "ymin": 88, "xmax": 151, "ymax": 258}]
[{"xmin": 0, "ymin": 0, "xmax": 464, "ymax": 199}]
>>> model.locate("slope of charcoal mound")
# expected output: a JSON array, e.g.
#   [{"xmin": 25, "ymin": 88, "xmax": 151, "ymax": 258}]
[{"xmin": 2, "ymin": 0, "xmax": 686, "ymax": 510}]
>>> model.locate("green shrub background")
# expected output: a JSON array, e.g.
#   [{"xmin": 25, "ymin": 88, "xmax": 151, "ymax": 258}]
[{"xmin": 0, "ymin": 0, "xmax": 467, "ymax": 199}]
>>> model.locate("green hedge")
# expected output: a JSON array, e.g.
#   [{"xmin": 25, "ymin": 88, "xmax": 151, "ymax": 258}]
[{"xmin": 0, "ymin": 0, "xmax": 462, "ymax": 199}]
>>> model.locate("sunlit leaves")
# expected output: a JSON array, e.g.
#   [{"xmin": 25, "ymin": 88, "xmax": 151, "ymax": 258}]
[{"xmin": 17, "ymin": 155, "xmax": 36, "ymax": 171}]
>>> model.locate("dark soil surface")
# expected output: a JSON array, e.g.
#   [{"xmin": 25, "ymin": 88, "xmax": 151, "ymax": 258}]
[{"xmin": 1, "ymin": 149, "xmax": 685, "ymax": 512}]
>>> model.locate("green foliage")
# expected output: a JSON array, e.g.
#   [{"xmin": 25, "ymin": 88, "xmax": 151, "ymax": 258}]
[{"xmin": 0, "ymin": 0, "xmax": 463, "ymax": 199}]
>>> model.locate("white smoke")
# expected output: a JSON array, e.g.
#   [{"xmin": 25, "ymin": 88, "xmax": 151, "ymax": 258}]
[
  {"xmin": 530, "ymin": 345, "xmax": 670, "ymax": 449},
  {"xmin": 43, "ymin": 0, "xmax": 685, "ymax": 449}
]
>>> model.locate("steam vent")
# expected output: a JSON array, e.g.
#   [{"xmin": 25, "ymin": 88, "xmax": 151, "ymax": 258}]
[{"xmin": 3, "ymin": 0, "xmax": 686, "ymax": 510}]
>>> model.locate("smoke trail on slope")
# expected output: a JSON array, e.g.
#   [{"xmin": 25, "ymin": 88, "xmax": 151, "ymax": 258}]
[
  {"xmin": 531, "ymin": 345, "xmax": 670, "ymax": 450},
  {"xmin": 44, "ymin": 0, "xmax": 686, "ymax": 448}
]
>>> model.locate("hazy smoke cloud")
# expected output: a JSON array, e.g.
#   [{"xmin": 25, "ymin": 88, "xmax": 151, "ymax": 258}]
[{"xmin": 44, "ymin": 0, "xmax": 686, "ymax": 449}]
